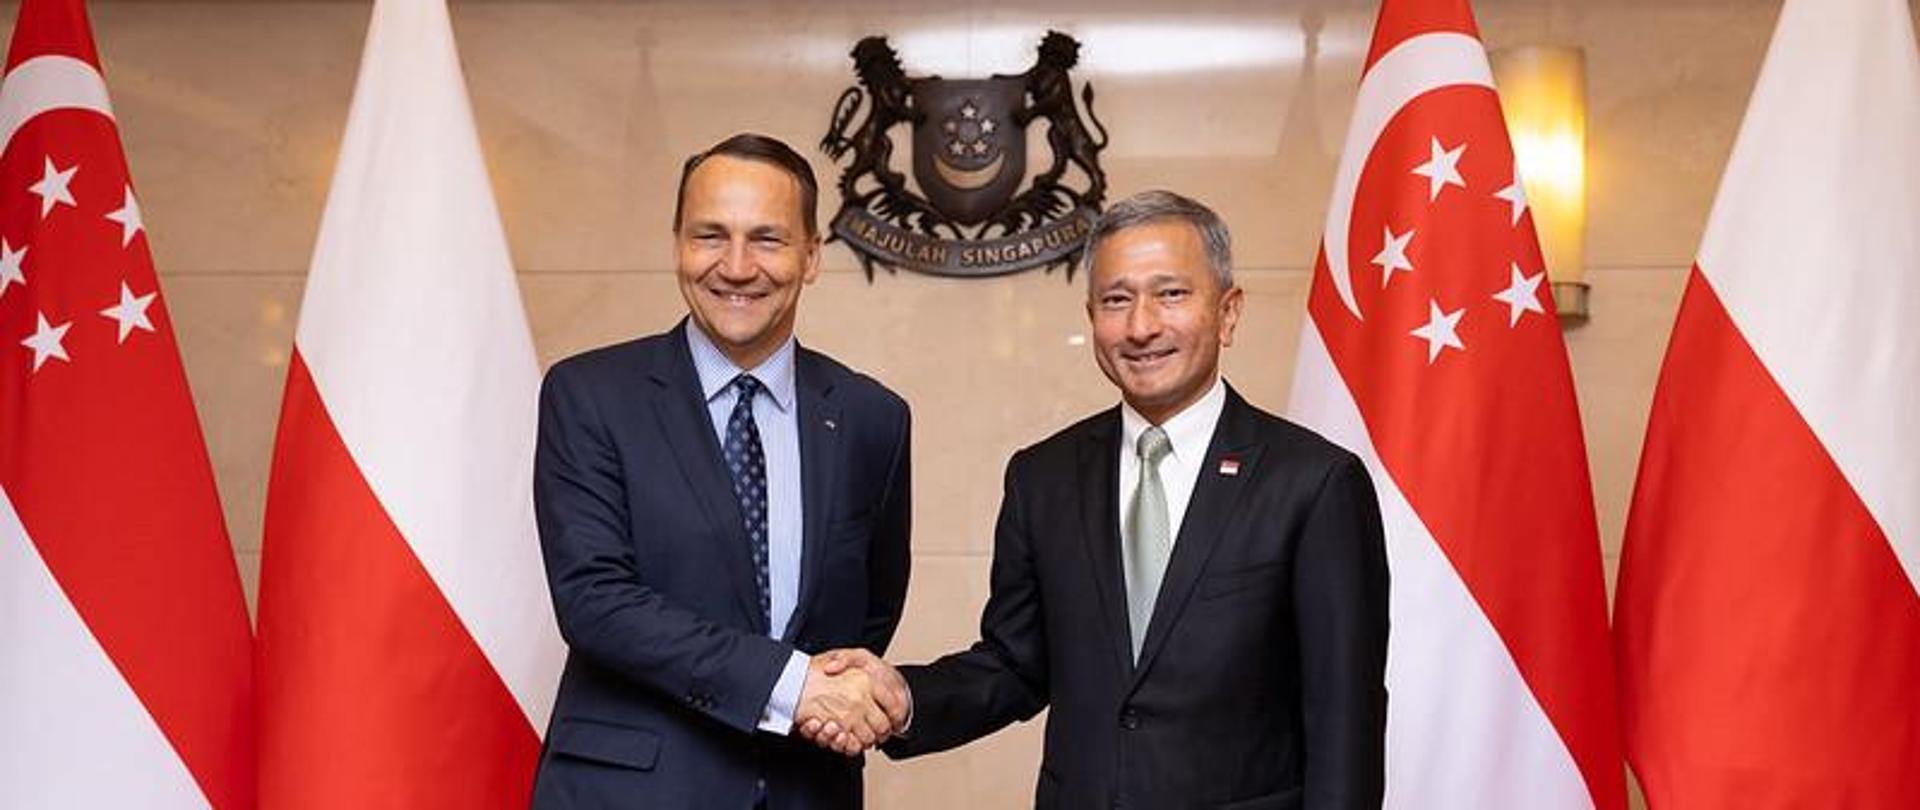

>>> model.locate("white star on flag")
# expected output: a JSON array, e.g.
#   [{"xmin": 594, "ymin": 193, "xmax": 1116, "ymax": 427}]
[
  {"xmin": 105, "ymin": 185, "xmax": 144, "ymax": 247},
  {"xmin": 0, "ymin": 237, "xmax": 24, "ymax": 296},
  {"xmin": 1411, "ymin": 137, "xmax": 1467, "ymax": 201},
  {"xmin": 21, "ymin": 311, "xmax": 72, "ymax": 371},
  {"xmin": 1492, "ymin": 263, "xmax": 1547, "ymax": 326},
  {"xmin": 1494, "ymin": 175, "xmax": 1529, "ymax": 225},
  {"xmin": 1290, "ymin": 3, "xmax": 1626, "ymax": 806},
  {"xmin": 100, "ymin": 282, "xmax": 157, "ymax": 343},
  {"xmin": 1409, "ymin": 299, "xmax": 1466, "ymax": 363},
  {"xmin": 1372, "ymin": 225, "xmax": 1415, "ymax": 288},
  {"xmin": 1, "ymin": 3, "xmax": 257, "ymax": 805},
  {"xmin": 28, "ymin": 156, "xmax": 78, "ymax": 219}
]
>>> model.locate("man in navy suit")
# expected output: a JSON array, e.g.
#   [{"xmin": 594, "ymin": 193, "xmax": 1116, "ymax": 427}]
[{"xmin": 530, "ymin": 133, "xmax": 913, "ymax": 810}]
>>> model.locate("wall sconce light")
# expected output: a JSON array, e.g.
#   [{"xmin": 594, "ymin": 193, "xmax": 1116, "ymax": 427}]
[{"xmin": 1491, "ymin": 45, "xmax": 1588, "ymax": 323}]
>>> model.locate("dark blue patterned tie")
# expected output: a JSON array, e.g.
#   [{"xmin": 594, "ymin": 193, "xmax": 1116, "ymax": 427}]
[{"xmin": 722, "ymin": 374, "xmax": 771, "ymax": 624}]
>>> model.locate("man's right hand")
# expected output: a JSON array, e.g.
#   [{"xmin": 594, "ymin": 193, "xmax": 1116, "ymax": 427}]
[{"xmin": 794, "ymin": 649, "xmax": 910, "ymax": 756}]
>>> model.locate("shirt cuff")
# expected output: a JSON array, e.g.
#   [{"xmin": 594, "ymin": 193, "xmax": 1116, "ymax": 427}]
[{"xmin": 758, "ymin": 650, "xmax": 811, "ymax": 735}]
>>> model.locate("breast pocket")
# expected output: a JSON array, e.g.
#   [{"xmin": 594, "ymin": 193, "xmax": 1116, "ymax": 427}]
[{"xmin": 1197, "ymin": 561, "xmax": 1285, "ymax": 602}]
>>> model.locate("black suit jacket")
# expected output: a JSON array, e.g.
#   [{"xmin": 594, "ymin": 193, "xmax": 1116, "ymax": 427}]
[
  {"xmin": 889, "ymin": 387, "xmax": 1387, "ymax": 810},
  {"xmin": 530, "ymin": 322, "xmax": 911, "ymax": 810}
]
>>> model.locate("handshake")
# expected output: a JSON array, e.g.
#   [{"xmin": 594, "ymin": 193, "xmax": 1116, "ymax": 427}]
[{"xmin": 793, "ymin": 648, "xmax": 909, "ymax": 756}]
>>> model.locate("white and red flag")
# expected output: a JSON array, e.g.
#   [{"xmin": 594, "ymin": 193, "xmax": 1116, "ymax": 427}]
[
  {"xmin": 255, "ymin": 0, "xmax": 563, "ymax": 806},
  {"xmin": 0, "ymin": 0, "xmax": 254, "ymax": 807},
  {"xmin": 1286, "ymin": 1, "xmax": 1624, "ymax": 807},
  {"xmin": 1614, "ymin": 0, "xmax": 1920, "ymax": 805}
]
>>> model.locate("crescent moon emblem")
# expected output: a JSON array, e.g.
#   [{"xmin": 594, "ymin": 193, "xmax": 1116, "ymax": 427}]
[{"xmin": 934, "ymin": 152, "xmax": 1006, "ymax": 191}]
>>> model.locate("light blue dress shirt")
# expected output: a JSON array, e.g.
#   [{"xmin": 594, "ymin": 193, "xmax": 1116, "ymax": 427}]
[{"xmin": 685, "ymin": 324, "xmax": 810, "ymax": 735}]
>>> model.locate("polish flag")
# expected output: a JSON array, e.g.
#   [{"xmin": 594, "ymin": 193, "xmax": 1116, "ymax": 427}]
[
  {"xmin": 0, "ymin": 1, "xmax": 254, "ymax": 807},
  {"xmin": 255, "ymin": 0, "xmax": 564, "ymax": 806},
  {"xmin": 1613, "ymin": 0, "xmax": 1920, "ymax": 805},
  {"xmin": 1286, "ymin": 1, "xmax": 1624, "ymax": 807}
]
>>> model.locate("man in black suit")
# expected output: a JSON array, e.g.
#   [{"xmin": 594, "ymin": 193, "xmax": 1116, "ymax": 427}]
[
  {"xmin": 530, "ymin": 133, "xmax": 912, "ymax": 810},
  {"xmin": 814, "ymin": 190, "xmax": 1389, "ymax": 809}
]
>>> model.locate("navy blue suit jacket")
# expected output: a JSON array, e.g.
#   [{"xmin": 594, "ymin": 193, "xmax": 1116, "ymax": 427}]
[{"xmin": 530, "ymin": 322, "xmax": 911, "ymax": 810}]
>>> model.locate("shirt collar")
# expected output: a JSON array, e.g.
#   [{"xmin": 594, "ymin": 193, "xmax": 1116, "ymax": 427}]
[
  {"xmin": 1120, "ymin": 376, "xmax": 1227, "ymax": 464},
  {"xmin": 685, "ymin": 321, "xmax": 797, "ymax": 412}
]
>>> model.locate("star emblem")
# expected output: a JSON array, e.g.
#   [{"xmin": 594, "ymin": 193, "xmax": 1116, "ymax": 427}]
[
  {"xmin": 971, "ymin": 141, "xmax": 988, "ymax": 155},
  {"xmin": 1371, "ymin": 225, "xmax": 1415, "ymax": 288},
  {"xmin": 106, "ymin": 186, "xmax": 145, "ymax": 247},
  {"xmin": 1409, "ymin": 299, "xmax": 1466, "ymax": 363},
  {"xmin": 1411, "ymin": 137, "xmax": 1467, "ymax": 202},
  {"xmin": 949, "ymin": 140, "xmax": 966, "ymax": 156},
  {"xmin": 21, "ymin": 311, "xmax": 72, "ymax": 372},
  {"xmin": 980, "ymin": 118, "xmax": 997, "ymax": 134},
  {"xmin": 0, "ymin": 238, "xmax": 25, "ymax": 298},
  {"xmin": 1494, "ymin": 175, "xmax": 1528, "ymax": 226},
  {"xmin": 1492, "ymin": 263, "xmax": 1547, "ymax": 326},
  {"xmin": 960, "ymin": 101, "xmax": 978, "ymax": 120},
  {"xmin": 101, "ymin": 282, "xmax": 158, "ymax": 343},
  {"xmin": 29, "ymin": 157, "xmax": 79, "ymax": 219}
]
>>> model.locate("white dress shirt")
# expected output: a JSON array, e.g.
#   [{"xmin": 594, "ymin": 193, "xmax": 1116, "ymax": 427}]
[{"xmin": 1118, "ymin": 377, "xmax": 1228, "ymax": 548}]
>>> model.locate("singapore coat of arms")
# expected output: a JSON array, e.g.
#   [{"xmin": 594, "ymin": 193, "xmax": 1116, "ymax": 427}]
[{"xmin": 821, "ymin": 31, "xmax": 1110, "ymax": 278}]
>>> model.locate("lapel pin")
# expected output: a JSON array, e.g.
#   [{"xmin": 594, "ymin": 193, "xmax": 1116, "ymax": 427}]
[
  {"xmin": 1218, "ymin": 456, "xmax": 1242, "ymax": 477},
  {"xmin": 824, "ymin": 418, "xmax": 838, "ymax": 431}
]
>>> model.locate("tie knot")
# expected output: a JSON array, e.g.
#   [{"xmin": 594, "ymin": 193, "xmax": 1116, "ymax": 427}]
[
  {"xmin": 1137, "ymin": 425, "xmax": 1172, "ymax": 465},
  {"xmin": 732, "ymin": 374, "xmax": 763, "ymax": 400}
]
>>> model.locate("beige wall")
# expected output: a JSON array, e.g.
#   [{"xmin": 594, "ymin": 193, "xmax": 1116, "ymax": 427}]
[{"xmin": 14, "ymin": 0, "xmax": 1915, "ymax": 805}]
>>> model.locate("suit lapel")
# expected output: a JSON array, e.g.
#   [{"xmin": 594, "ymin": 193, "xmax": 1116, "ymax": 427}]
[
  {"xmin": 1076, "ymin": 410, "xmax": 1137, "ymax": 680},
  {"xmin": 1128, "ymin": 388, "xmax": 1265, "ymax": 694},
  {"xmin": 785, "ymin": 352, "xmax": 841, "ymax": 644},
  {"xmin": 647, "ymin": 322, "xmax": 766, "ymax": 633}
]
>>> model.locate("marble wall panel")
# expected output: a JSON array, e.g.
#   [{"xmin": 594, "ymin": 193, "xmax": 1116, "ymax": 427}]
[
  {"xmin": 1564, "ymin": 266, "xmax": 1692, "ymax": 559},
  {"xmin": 88, "ymin": 2, "xmax": 362, "ymax": 275},
  {"xmin": 160, "ymin": 274, "xmax": 302, "ymax": 565}
]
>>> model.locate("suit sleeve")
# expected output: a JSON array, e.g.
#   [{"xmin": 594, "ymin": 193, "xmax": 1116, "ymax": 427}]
[
  {"xmin": 885, "ymin": 456, "xmax": 1050, "ymax": 758},
  {"xmin": 1294, "ymin": 454, "xmax": 1390, "ymax": 809},
  {"xmin": 862, "ymin": 400, "xmax": 913, "ymax": 655},
  {"xmin": 534, "ymin": 365, "xmax": 792, "ymax": 736}
]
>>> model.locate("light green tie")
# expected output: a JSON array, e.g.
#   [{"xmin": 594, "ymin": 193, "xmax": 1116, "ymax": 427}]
[{"xmin": 1124, "ymin": 426, "xmax": 1174, "ymax": 662}]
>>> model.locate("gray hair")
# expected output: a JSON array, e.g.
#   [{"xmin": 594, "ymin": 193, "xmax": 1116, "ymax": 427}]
[{"xmin": 1078, "ymin": 190, "xmax": 1234, "ymax": 291}]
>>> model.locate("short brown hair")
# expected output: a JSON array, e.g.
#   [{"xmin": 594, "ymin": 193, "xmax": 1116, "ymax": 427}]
[{"xmin": 672, "ymin": 132, "xmax": 820, "ymax": 236}]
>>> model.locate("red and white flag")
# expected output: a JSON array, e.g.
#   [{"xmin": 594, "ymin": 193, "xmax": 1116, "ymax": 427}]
[
  {"xmin": 1614, "ymin": 0, "xmax": 1920, "ymax": 804},
  {"xmin": 0, "ymin": 1, "xmax": 254, "ymax": 807},
  {"xmin": 255, "ymin": 0, "xmax": 563, "ymax": 806},
  {"xmin": 1286, "ymin": 1, "xmax": 1623, "ymax": 807}
]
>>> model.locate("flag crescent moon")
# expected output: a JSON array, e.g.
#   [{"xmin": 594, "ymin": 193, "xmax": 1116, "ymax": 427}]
[
  {"xmin": 0, "ymin": 56, "xmax": 115, "ymax": 155},
  {"xmin": 1322, "ymin": 33, "xmax": 1493, "ymax": 320}
]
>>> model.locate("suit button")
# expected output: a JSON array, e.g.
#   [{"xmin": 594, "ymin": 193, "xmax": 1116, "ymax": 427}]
[{"xmin": 1120, "ymin": 710, "xmax": 1140, "ymax": 730}]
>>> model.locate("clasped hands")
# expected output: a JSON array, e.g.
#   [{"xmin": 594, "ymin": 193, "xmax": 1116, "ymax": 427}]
[{"xmin": 794, "ymin": 648, "xmax": 908, "ymax": 756}]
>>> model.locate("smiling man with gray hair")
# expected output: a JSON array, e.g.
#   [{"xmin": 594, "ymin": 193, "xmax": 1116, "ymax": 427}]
[{"xmin": 812, "ymin": 189, "xmax": 1391, "ymax": 808}]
